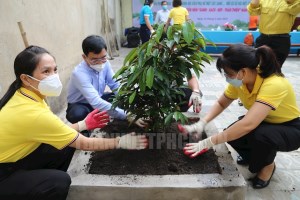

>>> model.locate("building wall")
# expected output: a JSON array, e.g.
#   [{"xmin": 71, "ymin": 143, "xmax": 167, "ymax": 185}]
[
  {"xmin": 0, "ymin": 0, "xmax": 122, "ymax": 113},
  {"xmin": 120, "ymin": 0, "xmax": 133, "ymax": 43}
]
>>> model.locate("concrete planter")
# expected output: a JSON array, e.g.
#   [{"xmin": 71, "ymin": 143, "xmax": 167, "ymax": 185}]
[{"xmin": 67, "ymin": 117, "xmax": 246, "ymax": 200}]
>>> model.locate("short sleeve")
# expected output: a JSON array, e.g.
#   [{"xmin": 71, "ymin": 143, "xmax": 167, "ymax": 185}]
[
  {"xmin": 224, "ymin": 84, "xmax": 239, "ymax": 100},
  {"xmin": 144, "ymin": 6, "xmax": 151, "ymax": 16},
  {"xmin": 256, "ymin": 81, "xmax": 288, "ymax": 110},
  {"xmin": 29, "ymin": 110, "xmax": 79, "ymax": 149}
]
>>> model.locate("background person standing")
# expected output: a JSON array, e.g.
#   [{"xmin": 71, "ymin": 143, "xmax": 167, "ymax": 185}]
[
  {"xmin": 164, "ymin": 0, "xmax": 190, "ymax": 31},
  {"xmin": 248, "ymin": 0, "xmax": 300, "ymax": 67},
  {"xmin": 155, "ymin": 1, "xmax": 170, "ymax": 24},
  {"xmin": 139, "ymin": 0, "xmax": 154, "ymax": 44}
]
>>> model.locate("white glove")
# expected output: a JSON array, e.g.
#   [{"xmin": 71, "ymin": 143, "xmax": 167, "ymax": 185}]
[
  {"xmin": 178, "ymin": 119, "xmax": 207, "ymax": 141},
  {"xmin": 150, "ymin": 29, "xmax": 155, "ymax": 34},
  {"xmin": 189, "ymin": 91, "xmax": 202, "ymax": 113},
  {"xmin": 117, "ymin": 132, "xmax": 148, "ymax": 150},
  {"xmin": 183, "ymin": 137, "xmax": 214, "ymax": 158},
  {"xmin": 127, "ymin": 113, "xmax": 148, "ymax": 128}
]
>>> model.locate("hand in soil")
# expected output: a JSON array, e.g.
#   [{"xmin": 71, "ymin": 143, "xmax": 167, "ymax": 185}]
[
  {"xmin": 78, "ymin": 109, "xmax": 110, "ymax": 131},
  {"xmin": 183, "ymin": 137, "xmax": 214, "ymax": 158},
  {"xmin": 117, "ymin": 132, "xmax": 148, "ymax": 150},
  {"xmin": 178, "ymin": 119, "xmax": 207, "ymax": 141},
  {"xmin": 127, "ymin": 114, "xmax": 149, "ymax": 128}
]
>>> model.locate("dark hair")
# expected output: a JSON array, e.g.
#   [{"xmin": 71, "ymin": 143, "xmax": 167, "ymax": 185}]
[
  {"xmin": 161, "ymin": 1, "xmax": 167, "ymax": 5},
  {"xmin": 144, "ymin": 0, "xmax": 154, "ymax": 6},
  {"xmin": 82, "ymin": 35, "xmax": 107, "ymax": 56},
  {"xmin": 216, "ymin": 44, "xmax": 283, "ymax": 78},
  {"xmin": 173, "ymin": 0, "xmax": 182, "ymax": 7},
  {"xmin": 0, "ymin": 46, "xmax": 51, "ymax": 110}
]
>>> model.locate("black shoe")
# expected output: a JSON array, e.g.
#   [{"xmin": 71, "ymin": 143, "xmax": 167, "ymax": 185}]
[
  {"xmin": 237, "ymin": 155, "xmax": 249, "ymax": 165},
  {"xmin": 252, "ymin": 164, "xmax": 276, "ymax": 189}
]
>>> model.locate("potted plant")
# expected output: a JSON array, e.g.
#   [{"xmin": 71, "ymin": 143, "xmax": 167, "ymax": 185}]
[{"xmin": 112, "ymin": 21, "xmax": 212, "ymax": 131}]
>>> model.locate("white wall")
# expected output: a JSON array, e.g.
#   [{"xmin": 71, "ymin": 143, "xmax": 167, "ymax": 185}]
[{"xmin": 0, "ymin": 0, "xmax": 122, "ymax": 113}]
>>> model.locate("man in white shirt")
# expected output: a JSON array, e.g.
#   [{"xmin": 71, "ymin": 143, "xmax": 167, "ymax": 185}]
[{"xmin": 155, "ymin": 1, "xmax": 170, "ymax": 24}]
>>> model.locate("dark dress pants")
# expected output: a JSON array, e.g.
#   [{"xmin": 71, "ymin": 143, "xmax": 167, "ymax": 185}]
[
  {"xmin": 227, "ymin": 117, "xmax": 300, "ymax": 173},
  {"xmin": 0, "ymin": 144, "xmax": 76, "ymax": 200}
]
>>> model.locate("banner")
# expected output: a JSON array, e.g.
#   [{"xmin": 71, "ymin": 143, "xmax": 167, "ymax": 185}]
[{"xmin": 132, "ymin": 0, "xmax": 250, "ymax": 30}]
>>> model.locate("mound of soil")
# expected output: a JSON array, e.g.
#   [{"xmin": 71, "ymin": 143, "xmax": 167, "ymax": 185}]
[{"xmin": 88, "ymin": 120, "xmax": 221, "ymax": 175}]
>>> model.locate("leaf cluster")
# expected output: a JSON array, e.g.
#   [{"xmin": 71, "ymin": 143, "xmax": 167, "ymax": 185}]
[{"xmin": 112, "ymin": 21, "xmax": 212, "ymax": 130}]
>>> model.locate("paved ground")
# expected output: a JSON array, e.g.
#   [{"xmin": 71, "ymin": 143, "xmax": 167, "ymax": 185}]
[{"xmin": 108, "ymin": 48, "xmax": 300, "ymax": 200}]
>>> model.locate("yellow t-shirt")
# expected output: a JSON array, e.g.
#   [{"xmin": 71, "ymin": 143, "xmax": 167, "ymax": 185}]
[
  {"xmin": 224, "ymin": 74, "xmax": 300, "ymax": 123},
  {"xmin": 0, "ymin": 87, "xmax": 79, "ymax": 163},
  {"xmin": 247, "ymin": 0, "xmax": 300, "ymax": 34},
  {"xmin": 169, "ymin": 6, "xmax": 189, "ymax": 25}
]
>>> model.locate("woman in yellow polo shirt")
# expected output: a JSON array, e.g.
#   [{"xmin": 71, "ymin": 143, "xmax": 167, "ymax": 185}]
[
  {"xmin": 179, "ymin": 44, "xmax": 300, "ymax": 189},
  {"xmin": 164, "ymin": 0, "xmax": 190, "ymax": 31},
  {"xmin": 0, "ymin": 46, "xmax": 148, "ymax": 200}
]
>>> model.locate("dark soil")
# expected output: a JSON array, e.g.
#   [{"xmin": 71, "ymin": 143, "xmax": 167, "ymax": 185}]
[{"xmin": 88, "ymin": 120, "xmax": 221, "ymax": 175}]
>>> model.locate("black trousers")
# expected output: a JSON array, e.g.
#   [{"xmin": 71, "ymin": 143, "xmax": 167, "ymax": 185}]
[
  {"xmin": 227, "ymin": 117, "xmax": 300, "ymax": 173},
  {"xmin": 255, "ymin": 33, "xmax": 291, "ymax": 67},
  {"xmin": 0, "ymin": 144, "xmax": 76, "ymax": 200},
  {"xmin": 139, "ymin": 24, "xmax": 151, "ymax": 44},
  {"xmin": 66, "ymin": 93, "xmax": 114, "ymax": 124}
]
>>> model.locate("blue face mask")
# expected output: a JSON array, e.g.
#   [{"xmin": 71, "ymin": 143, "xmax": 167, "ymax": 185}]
[
  {"xmin": 225, "ymin": 72, "xmax": 243, "ymax": 87},
  {"xmin": 162, "ymin": 5, "xmax": 168, "ymax": 10}
]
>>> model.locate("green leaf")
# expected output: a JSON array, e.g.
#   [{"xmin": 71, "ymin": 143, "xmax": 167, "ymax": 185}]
[
  {"xmin": 146, "ymin": 66, "xmax": 154, "ymax": 88},
  {"xmin": 113, "ymin": 66, "xmax": 127, "ymax": 79},
  {"xmin": 123, "ymin": 48, "xmax": 137, "ymax": 65},
  {"xmin": 182, "ymin": 22, "xmax": 193, "ymax": 44},
  {"xmin": 167, "ymin": 26, "xmax": 173, "ymax": 40},
  {"xmin": 166, "ymin": 40, "xmax": 175, "ymax": 49},
  {"xmin": 155, "ymin": 70, "xmax": 164, "ymax": 80},
  {"xmin": 174, "ymin": 111, "xmax": 181, "ymax": 121},
  {"xmin": 129, "ymin": 91, "xmax": 137, "ymax": 104},
  {"xmin": 178, "ymin": 112, "xmax": 188, "ymax": 124},
  {"xmin": 155, "ymin": 23, "xmax": 165, "ymax": 43},
  {"xmin": 164, "ymin": 112, "xmax": 174, "ymax": 125},
  {"xmin": 146, "ymin": 41, "xmax": 154, "ymax": 56},
  {"xmin": 127, "ymin": 68, "xmax": 143, "ymax": 86},
  {"xmin": 174, "ymin": 32, "xmax": 180, "ymax": 44},
  {"xmin": 138, "ymin": 50, "xmax": 145, "ymax": 68},
  {"xmin": 152, "ymin": 49, "xmax": 159, "ymax": 57}
]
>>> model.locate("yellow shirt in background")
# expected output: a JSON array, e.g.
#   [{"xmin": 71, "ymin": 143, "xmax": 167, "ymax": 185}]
[
  {"xmin": 0, "ymin": 87, "xmax": 78, "ymax": 163},
  {"xmin": 169, "ymin": 6, "xmax": 189, "ymax": 25},
  {"xmin": 247, "ymin": 0, "xmax": 300, "ymax": 34},
  {"xmin": 224, "ymin": 74, "xmax": 300, "ymax": 123}
]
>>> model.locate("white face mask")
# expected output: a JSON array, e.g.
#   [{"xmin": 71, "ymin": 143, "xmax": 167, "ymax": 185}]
[
  {"xmin": 91, "ymin": 64, "xmax": 104, "ymax": 72},
  {"xmin": 27, "ymin": 74, "xmax": 63, "ymax": 97}
]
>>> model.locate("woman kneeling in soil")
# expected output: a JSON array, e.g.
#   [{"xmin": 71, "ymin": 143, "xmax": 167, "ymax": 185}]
[
  {"xmin": 179, "ymin": 44, "xmax": 300, "ymax": 189},
  {"xmin": 0, "ymin": 46, "xmax": 148, "ymax": 200}
]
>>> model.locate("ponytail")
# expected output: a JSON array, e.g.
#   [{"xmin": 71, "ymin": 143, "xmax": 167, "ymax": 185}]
[
  {"xmin": 216, "ymin": 44, "xmax": 284, "ymax": 78},
  {"xmin": 0, "ymin": 79, "xmax": 22, "ymax": 110},
  {"xmin": 255, "ymin": 45, "xmax": 283, "ymax": 78}
]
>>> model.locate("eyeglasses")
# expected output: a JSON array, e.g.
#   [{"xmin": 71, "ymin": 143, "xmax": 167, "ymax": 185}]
[{"xmin": 88, "ymin": 55, "xmax": 108, "ymax": 65}]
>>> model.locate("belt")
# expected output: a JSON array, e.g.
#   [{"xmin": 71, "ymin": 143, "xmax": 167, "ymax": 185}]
[{"xmin": 261, "ymin": 33, "xmax": 290, "ymax": 37}]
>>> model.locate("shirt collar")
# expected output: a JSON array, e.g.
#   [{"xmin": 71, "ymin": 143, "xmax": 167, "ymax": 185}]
[
  {"xmin": 241, "ymin": 73, "xmax": 263, "ymax": 95},
  {"xmin": 19, "ymin": 87, "xmax": 44, "ymax": 102}
]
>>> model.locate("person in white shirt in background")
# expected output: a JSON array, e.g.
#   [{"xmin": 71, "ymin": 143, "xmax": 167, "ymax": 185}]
[{"xmin": 155, "ymin": 1, "xmax": 170, "ymax": 24}]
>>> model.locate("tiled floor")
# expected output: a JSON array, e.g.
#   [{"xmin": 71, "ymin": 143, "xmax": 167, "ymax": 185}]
[{"xmin": 109, "ymin": 48, "xmax": 300, "ymax": 200}]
